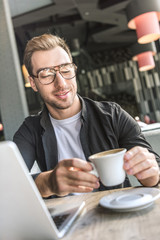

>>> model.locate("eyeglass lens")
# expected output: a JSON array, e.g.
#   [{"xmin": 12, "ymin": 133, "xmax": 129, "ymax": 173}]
[{"xmin": 38, "ymin": 63, "xmax": 76, "ymax": 85}]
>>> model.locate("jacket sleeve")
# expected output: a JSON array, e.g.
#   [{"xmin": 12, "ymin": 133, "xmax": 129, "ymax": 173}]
[
  {"xmin": 13, "ymin": 117, "xmax": 38, "ymax": 172},
  {"xmin": 113, "ymin": 104, "xmax": 160, "ymax": 166}
]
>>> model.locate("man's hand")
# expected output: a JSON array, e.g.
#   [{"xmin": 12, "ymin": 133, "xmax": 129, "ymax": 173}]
[
  {"xmin": 123, "ymin": 146, "xmax": 159, "ymax": 187},
  {"xmin": 35, "ymin": 158, "xmax": 100, "ymax": 197}
]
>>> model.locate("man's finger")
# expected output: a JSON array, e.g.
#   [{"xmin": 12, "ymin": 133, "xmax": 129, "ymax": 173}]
[{"xmin": 61, "ymin": 158, "xmax": 93, "ymax": 171}]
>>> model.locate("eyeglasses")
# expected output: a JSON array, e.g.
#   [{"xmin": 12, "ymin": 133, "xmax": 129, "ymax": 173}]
[{"xmin": 31, "ymin": 63, "xmax": 77, "ymax": 85}]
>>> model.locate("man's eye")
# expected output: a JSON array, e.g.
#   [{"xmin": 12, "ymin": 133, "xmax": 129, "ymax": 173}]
[
  {"xmin": 61, "ymin": 70, "xmax": 70, "ymax": 73},
  {"xmin": 41, "ymin": 72, "xmax": 54, "ymax": 77},
  {"xmin": 41, "ymin": 75, "xmax": 52, "ymax": 79}
]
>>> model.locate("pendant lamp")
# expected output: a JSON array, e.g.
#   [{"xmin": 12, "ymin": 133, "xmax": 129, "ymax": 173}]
[
  {"xmin": 130, "ymin": 42, "xmax": 157, "ymax": 72},
  {"xmin": 0, "ymin": 123, "xmax": 3, "ymax": 131},
  {"xmin": 22, "ymin": 64, "xmax": 31, "ymax": 87},
  {"xmin": 137, "ymin": 51, "xmax": 155, "ymax": 72},
  {"xmin": 126, "ymin": 0, "xmax": 160, "ymax": 44}
]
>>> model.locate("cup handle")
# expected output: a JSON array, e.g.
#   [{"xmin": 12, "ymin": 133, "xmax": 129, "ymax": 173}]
[{"xmin": 89, "ymin": 162, "xmax": 99, "ymax": 178}]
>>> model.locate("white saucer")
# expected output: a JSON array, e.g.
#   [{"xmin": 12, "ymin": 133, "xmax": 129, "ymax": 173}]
[{"xmin": 99, "ymin": 187, "xmax": 160, "ymax": 212}]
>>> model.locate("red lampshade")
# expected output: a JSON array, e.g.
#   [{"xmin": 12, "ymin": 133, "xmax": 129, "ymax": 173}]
[
  {"xmin": 126, "ymin": 0, "xmax": 160, "ymax": 44},
  {"xmin": 131, "ymin": 42, "xmax": 156, "ymax": 72},
  {"xmin": 137, "ymin": 51, "xmax": 155, "ymax": 72},
  {"xmin": 130, "ymin": 12, "xmax": 160, "ymax": 44}
]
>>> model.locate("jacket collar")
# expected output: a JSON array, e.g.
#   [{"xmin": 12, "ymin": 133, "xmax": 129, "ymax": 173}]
[
  {"xmin": 77, "ymin": 94, "xmax": 87, "ymax": 122},
  {"xmin": 40, "ymin": 94, "xmax": 87, "ymax": 126},
  {"xmin": 39, "ymin": 105, "xmax": 58, "ymax": 169},
  {"xmin": 39, "ymin": 104, "xmax": 51, "ymax": 130}
]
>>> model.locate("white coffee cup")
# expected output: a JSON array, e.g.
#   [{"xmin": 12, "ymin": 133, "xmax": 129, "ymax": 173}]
[{"xmin": 88, "ymin": 148, "xmax": 127, "ymax": 187}]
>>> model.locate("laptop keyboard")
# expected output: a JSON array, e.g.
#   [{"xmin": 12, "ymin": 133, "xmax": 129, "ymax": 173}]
[
  {"xmin": 52, "ymin": 213, "xmax": 70, "ymax": 230},
  {"xmin": 49, "ymin": 202, "xmax": 85, "ymax": 233}
]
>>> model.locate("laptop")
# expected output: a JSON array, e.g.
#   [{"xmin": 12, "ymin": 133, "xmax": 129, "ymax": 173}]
[{"xmin": 0, "ymin": 141, "xmax": 85, "ymax": 240}]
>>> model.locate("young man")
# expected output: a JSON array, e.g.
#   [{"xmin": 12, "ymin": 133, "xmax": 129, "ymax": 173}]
[{"xmin": 14, "ymin": 34, "xmax": 160, "ymax": 198}]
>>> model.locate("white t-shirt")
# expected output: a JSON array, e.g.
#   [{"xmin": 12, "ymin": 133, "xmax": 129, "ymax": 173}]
[{"xmin": 49, "ymin": 111, "xmax": 86, "ymax": 162}]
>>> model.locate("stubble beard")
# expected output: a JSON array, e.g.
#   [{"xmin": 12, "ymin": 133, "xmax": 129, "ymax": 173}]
[
  {"xmin": 46, "ymin": 90, "xmax": 77, "ymax": 110},
  {"xmin": 49, "ymin": 99, "xmax": 73, "ymax": 110}
]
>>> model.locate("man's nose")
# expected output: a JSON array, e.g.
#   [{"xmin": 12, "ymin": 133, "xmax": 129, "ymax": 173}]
[{"xmin": 54, "ymin": 71, "xmax": 67, "ymax": 88}]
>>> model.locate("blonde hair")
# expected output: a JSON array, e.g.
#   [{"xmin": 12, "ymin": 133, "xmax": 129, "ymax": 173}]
[{"xmin": 24, "ymin": 34, "xmax": 72, "ymax": 76}]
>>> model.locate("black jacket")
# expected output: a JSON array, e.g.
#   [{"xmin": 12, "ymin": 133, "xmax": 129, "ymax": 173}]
[{"xmin": 13, "ymin": 96, "xmax": 160, "ymax": 190}]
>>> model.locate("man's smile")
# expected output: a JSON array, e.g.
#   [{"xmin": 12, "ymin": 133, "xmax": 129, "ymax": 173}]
[{"xmin": 55, "ymin": 90, "xmax": 70, "ymax": 99}]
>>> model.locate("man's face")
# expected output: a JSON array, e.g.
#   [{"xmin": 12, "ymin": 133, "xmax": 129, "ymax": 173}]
[{"xmin": 30, "ymin": 47, "xmax": 78, "ymax": 112}]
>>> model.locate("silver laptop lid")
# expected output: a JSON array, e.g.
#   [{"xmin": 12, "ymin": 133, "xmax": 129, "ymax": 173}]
[{"xmin": 0, "ymin": 141, "xmax": 81, "ymax": 240}]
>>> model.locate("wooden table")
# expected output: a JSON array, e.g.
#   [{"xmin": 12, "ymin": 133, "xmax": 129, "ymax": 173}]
[{"xmin": 45, "ymin": 186, "xmax": 160, "ymax": 240}]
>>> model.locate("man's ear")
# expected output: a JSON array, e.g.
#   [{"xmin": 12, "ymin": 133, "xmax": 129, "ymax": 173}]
[{"xmin": 29, "ymin": 76, "xmax": 38, "ymax": 92}]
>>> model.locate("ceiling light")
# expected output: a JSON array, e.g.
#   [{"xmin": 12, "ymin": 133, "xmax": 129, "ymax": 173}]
[
  {"xmin": 137, "ymin": 51, "xmax": 155, "ymax": 72},
  {"xmin": 0, "ymin": 123, "xmax": 3, "ymax": 131},
  {"xmin": 22, "ymin": 65, "xmax": 31, "ymax": 88},
  {"xmin": 130, "ymin": 42, "xmax": 157, "ymax": 72},
  {"xmin": 126, "ymin": 0, "xmax": 160, "ymax": 44}
]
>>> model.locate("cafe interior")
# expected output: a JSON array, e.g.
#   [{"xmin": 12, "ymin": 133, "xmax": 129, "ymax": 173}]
[
  {"xmin": 0, "ymin": 0, "xmax": 160, "ymax": 143},
  {"xmin": 1, "ymin": 0, "xmax": 160, "ymax": 175},
  {"xmin": 1, "ymin": 0, "xmax": 160, "ymax": 239}
]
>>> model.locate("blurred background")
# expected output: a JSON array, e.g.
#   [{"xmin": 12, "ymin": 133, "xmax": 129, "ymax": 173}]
[{"xmin": 1, "ymin": 0, "xmax": 160, "ymax": 140}]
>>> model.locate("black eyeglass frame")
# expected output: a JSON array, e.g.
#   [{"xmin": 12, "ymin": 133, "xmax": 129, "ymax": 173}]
[{"xmin": 30, "ymin": 63, "xmax": 77, "ymax": 85}]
